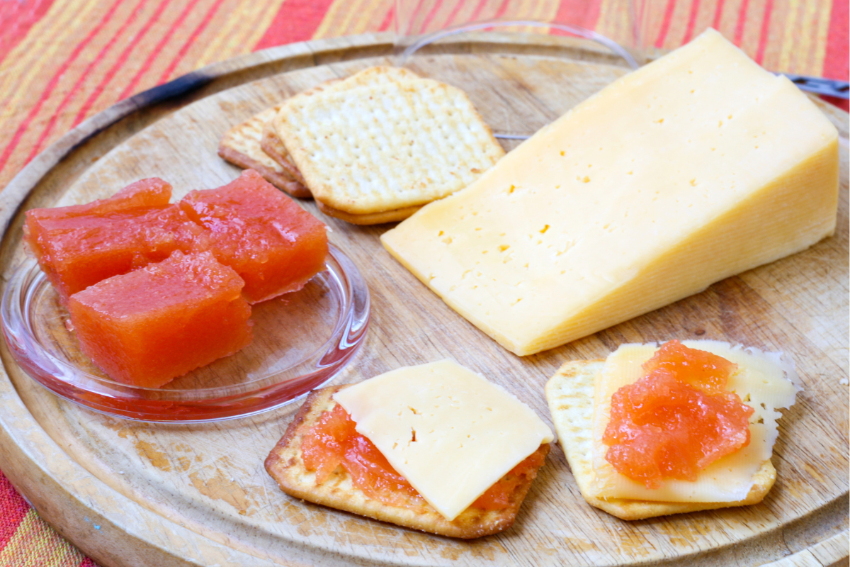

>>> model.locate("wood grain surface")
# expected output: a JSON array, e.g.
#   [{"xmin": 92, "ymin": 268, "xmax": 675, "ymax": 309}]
[{"xmin": 0, "ymin": 33, "xmax": 847, "ymax": 567}]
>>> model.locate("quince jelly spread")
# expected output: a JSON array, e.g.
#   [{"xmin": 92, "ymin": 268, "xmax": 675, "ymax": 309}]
[
  {"xmin": 301, "ymin": 404, "xmax": 545, "ymax": 511},
  {"xmin": 603, "ymin": 340, "xmax": 754, "ymax": 489}
]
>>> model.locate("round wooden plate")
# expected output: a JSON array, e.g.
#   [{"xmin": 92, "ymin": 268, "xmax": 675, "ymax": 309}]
[{"xmin": 0, "ymin": 33, "xmax": 847, "ymax": 567}]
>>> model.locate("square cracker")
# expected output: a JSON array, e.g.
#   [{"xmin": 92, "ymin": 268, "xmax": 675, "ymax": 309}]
[
  {"xmin": 544, "ymin": 360, "xmax": 776, "ymax": 521},
  {"xmin": 218, "ymin": 106, "xmax": 311, "ymax": 198},
  {"xmin": 280, "ymin": 66, "xmax": 420, "ymax": 113},
  {"xmin": 315, "ymin": 200, "xmax": 422, "ymax": 225},
  {"xmin": 265, "ymin": 385, "xmax": 550, "ymax": 539},
  {"xmin": 259, "ymin": 67, "xmax": 424, "ymax": 208},
  {"xmin": 273, "ymin": 70, "xmax": 505, "ymax": 217},
  {"xmin": 260, "ymin": 120, "xmax": 306, "ymax": 186}
]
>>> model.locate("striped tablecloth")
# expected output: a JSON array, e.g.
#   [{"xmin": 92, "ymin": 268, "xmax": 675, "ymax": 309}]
[{"xmin": 0, "ymin": 1, "xmax": 846, "ymax": 565}]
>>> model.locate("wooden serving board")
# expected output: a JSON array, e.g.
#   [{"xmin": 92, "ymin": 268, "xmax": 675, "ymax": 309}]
[{"xmin": 0, "ymin": 33, "xmax": 847, "ymax": 567}]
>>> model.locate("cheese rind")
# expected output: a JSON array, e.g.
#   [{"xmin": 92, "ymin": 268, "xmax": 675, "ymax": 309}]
[
  {"xmin": 332, "ymin": 360, "xmax": 553, "ymax": 521},
  {"xmin": 381, "ymin": 29, "xmax": 839, "ymax": 356},
  {"xmin": 589, "ymin": 341, "xmax": 799, "ymax": 502}
]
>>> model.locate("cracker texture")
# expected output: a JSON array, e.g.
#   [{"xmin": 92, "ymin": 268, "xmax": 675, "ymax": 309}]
[
  {"xmin": 281, "ymin": 66, "xmax": 419, "ymax": 112},
  {"xmin": 265, "ymin": 385, "xmax": 548, "ymax": 539},
  {"xmin": 544, "ymin": 360, "xmax": 776, "ymax": 521},
  {"xmin": 260, "ymin": 120, "xmax": 306, "ymax": 186},
  {"xmin": 218, "ymin": 106, "xmax": 311, "ymax": 198},
  {"xmin": 253, "ymin": 67, "xmax": 422, "ymax": 202},
  {"xmin": 274, "ymin": 68, "xmax": 504, "ymax": 216}
]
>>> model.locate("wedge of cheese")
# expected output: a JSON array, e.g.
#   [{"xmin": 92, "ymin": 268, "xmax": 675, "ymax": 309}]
[
  {"xmin": 589, "ymin": 341, "xmax": 799, "ymax": 502},
  {"xmin": 332, "ymin": 360, "xmax": 553, "ymax": 521},
  {"xmin": 381, "ymin": 29, "xmax": 839, "ymax": 356}
]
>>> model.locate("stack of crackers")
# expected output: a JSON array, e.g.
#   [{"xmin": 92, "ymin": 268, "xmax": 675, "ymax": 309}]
[{"xmin": 219, "ymin": 67, "xmax": 504, "ymax": 224}]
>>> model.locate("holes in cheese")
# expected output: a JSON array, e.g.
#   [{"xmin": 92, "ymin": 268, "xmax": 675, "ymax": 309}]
[
  {"xmin": 588, "ymin": 341, "xmax": 799, "ymax": 503},
  {"xmin": 381, "ymin": 29, "xmax": 839, "ymax": 356},
  {"xmin": 332, "ymin": 360, "xmax": 554, "ymax": 521}
]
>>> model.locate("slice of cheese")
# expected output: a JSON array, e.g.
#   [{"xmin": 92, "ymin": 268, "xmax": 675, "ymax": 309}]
[
  {"xmin": 588, "ymin": 341, "xmax": 799, "ymax": 502},
  {"xmin": 332, "ymin": 360, "xmax": 554, "ymax": 521},
  {"xmin": 381, "ymin": 29, "xmax": 839, "ymax": 356}
]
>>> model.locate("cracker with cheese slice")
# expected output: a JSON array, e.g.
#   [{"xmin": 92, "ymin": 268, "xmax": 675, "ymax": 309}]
[
  {"xmin": 545, "ymin": 342, "xmax": 798, "ymax": 521},
  {"xmin": 266, "ymin": 385, "xmax": 550, "ymax": 538},
  {"xmin": 273, "ymin": 69, "xmax": 504, "ymax": 224},
  {"xmin": 218, "ymin": 106, "xmax": 311, "ymax": 198}
]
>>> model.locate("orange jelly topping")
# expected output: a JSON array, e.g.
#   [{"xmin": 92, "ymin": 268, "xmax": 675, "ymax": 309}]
[
  {"xmin": 301, "ymin": 404, "xmax": 544, "ymax": 511},
  {"xmin": 603, "ymin": 340, "xmax": 755, "ymax": 489}
]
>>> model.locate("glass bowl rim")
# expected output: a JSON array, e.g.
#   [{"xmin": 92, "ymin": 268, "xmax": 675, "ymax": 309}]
[{"xmin": 1, "ymin": 244, "xmax": 370, "ymax": 405}]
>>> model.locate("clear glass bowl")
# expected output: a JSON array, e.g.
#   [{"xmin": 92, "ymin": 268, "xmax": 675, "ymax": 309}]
[
  {"xmin": 1, "ymin": 245, "xmax": 370, "ymax": 422},
  {"xmin": 394, "ymin": 18, "xmax": 641, "ymax": 141}
]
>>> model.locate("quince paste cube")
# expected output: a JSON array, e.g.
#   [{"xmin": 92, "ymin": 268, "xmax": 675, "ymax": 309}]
[
  {"xmin": 68, "ymin": 251, "xmax": 253, "ymax": 388},
  {"xmin": 180, "ymin": 169, "xmax": 328, "ymax": 303}
]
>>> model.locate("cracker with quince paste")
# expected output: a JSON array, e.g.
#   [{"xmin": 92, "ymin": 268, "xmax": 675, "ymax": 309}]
[
  {"xmin": 544, "ymin": 360, "xmax": 775, "ymax": 521},
  {"xmin": 265, "ymin": 385, "xmax": 549, "ymax": 539}
]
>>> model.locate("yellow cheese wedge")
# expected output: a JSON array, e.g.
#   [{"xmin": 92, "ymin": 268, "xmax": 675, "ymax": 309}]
[
  {"xmin": 381, "ymin": 29, "xmax": 839, "ymax": 356},
  {"xmin": 589, "ymin": 341, "xmax": 799, "ymax": 502},
  {"xmin": 332, "ymin": 360, "xmax": 553, "ymax": 521}
]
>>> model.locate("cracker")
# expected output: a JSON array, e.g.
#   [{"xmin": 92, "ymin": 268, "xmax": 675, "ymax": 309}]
[
  {"xmin": 257, "ymin": 67, "xmax": 422, "ymax": 196},
  {"xmin": 544, "ymin": 360, "xmax": 775, "ymax": 521},
  {"xmin": 283, "ymin": 67, "xmax": 418, "ymax": 110},
  {"xmin": 260, "ymin": 121, "xmax": 306, "ymax": 186},
  {"xmin": 265, "ymin": 385, "xmax": 549, "ymax": 539},
  {"xmin": 316, "ymin": 200, "xmax": 421, "ymax": 225},
  {"xmin": 273, "ymin": 71, "xmax": 504, "ymax": 217},
  {"xmin": 218, "ymin": 106, "xmax": 311, "ymax": 198},
  {"xmin": 258, "ymin": 80, "xmax": 344, "ymax": 189}
]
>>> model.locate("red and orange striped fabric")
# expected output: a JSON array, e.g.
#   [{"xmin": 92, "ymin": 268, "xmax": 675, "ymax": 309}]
[
  {"xmin": 0, "ymin": 0, "xmax": 846, "ymax": 564},
  {"xmin": 1, "ymin": 473, "xmax": 97, "ymax": 566}
]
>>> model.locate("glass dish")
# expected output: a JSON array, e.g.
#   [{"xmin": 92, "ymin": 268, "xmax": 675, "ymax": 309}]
[
  {"xmin": 392, "ymin": 0, "xmax": 648, "ymax": 139},
  {"xmin": 1, "ymin": 245, "xmax": 369, "ymax": 422},
  {"xmin": 392, "ymin": 15, "xmax": 641, "ymax": 140}
]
